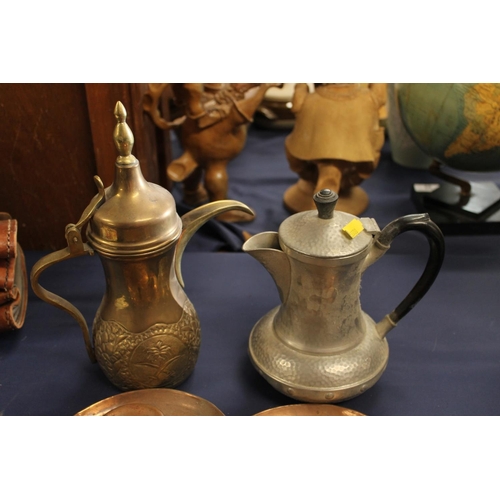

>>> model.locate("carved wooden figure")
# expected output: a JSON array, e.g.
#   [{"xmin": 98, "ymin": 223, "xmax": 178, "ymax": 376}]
[
  {"xmin": 145, "ymin": 83, "xmax": 280, "ymax": 223},
  {"xmin": 283, "ymin": 83, "xmax": 387, "ymax": 215}
]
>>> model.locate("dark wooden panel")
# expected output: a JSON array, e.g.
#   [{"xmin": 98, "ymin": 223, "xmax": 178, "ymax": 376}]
[
  {"xmin": 0, "ymin": 83, "xmax": 99, "ymax": 250},
  {"xmin": 85, "ymin": 83, "xmax": 166, "ymax": 187},
  {"xmin": 0, "ymin": 84, "xmax": 170, "ymax": 250}
]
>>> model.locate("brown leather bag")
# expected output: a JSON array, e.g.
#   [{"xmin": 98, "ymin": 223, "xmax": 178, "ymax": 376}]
[{"xmin": 0, "ymin": 214, "xmax": 28, "ymax": 331}]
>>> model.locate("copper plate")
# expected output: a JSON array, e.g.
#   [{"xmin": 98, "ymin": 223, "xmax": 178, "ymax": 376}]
[
  {"xmin": 75, "ymin": 388, "xmax": 225, "ymax": 416},
  {"xmin": 254, "ymin": 404, "xmax": 365, "ymax": 416}
]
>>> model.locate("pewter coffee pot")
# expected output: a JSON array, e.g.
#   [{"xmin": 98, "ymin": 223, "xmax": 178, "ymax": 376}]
[
  {"xmin": 243, "ymin": 189, "xmax": 444, "ymax": 403},
  {"xmin": 31, "ymin": 102, "xmax": 253, "ymax": 391}
]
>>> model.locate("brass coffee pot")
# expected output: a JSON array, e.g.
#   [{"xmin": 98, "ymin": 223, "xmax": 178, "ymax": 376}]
[
  {"xmin": 31, "ymin": 102, "xmax": 253, "ymax": 391},
  {"xmin": 243, "ymin": 189, "xmax": 444, "ymax": 403}
]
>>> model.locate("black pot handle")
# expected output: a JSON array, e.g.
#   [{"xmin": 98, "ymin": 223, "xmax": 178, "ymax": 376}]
[{"xmin": 372, "ymin": 213, "xmax": 445, "ymax": 338}]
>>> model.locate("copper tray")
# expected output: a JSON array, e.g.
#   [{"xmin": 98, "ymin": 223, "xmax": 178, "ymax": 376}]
[
  {"xmin": 75, "ymin": 388, "xmax": 224, "ymax": 416},
  {"xmin": 254, "ymin": 404, "xmax": 365, "ymax": 416}
]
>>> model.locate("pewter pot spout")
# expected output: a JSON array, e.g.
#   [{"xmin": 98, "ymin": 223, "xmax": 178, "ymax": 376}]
[{"xmin": 242, "ymin": 232, "xmax": 291, "ymax": 303}]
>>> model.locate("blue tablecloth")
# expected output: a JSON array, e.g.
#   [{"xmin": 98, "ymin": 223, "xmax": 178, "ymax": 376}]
[{"xmin": 2, "ymin": 126, "xmax": 500, "ymax": 415}]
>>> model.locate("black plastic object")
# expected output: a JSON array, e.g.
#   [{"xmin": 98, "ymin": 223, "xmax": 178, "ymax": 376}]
[
  {"xmin": 313, "ymin": 189, "xmax": 339, "ymax": 219},
  {"xmin": 375, "ymin": 213, "xmax": 445, "ymax": 325}
]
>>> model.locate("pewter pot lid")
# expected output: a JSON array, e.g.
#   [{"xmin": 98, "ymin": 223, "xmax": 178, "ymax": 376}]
[
  {"xmin": 278, "ymin": 189, "xmax": 378, "ymax": 260},
  {"xmin": 86, "ymin": 102, "xmax": 181, "ymax": 258}
]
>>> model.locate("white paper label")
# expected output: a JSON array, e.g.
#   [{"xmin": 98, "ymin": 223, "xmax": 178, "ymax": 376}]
[
  {"xmin": 359, "ymin": 217, "xmax": 380, "ymax": 233},
  {"xmin": 413, "ymin": 183, "xmax": 440, "ymax": 193}
]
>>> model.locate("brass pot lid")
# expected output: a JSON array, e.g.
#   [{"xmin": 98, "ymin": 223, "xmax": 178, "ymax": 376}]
[
  {"xmin": 75, "ymin": 388, "xmax": 225, "ymax": 416},
  {"xmin": 86, "ymin": 102, "xmax": 181, "ymax": 258},
  {"xmin": 254, "ymin": 404, "xmax": 365, "ymax": 416},
  {"xmin": 278, "ymin": 189, "xmax": 379, "ymax": 261}
]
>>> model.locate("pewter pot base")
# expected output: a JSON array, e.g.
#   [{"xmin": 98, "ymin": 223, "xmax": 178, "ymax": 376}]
[{"xmin": 249, "ymin": 306, "xmax": 389, "ymax": 403}]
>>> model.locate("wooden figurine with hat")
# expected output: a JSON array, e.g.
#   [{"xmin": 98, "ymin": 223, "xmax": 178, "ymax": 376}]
[{"xmin": 283, "ymin": 83, "xmax": 387, "ymax": 215}]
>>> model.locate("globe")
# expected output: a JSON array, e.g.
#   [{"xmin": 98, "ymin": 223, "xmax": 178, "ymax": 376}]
[{"xmin": 397, "ymin": 83, "xmax": 500, "ymax": 172}]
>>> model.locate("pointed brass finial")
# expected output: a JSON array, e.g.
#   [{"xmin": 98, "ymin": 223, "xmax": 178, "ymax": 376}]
[{"xmin": 113, "ymin": 101, "xmax": 137, "ymax": 165}]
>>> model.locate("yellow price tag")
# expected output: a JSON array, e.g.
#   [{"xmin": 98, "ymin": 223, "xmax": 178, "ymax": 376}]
[{"xmin": 342, "ymin": 219, "xmax": 364, "ymax": 239}]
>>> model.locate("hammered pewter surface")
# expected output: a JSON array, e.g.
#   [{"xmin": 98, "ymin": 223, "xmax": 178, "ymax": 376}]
[
  {"xmin": 273, "ymin": 258, "xmax": 366, "ymax": 353},
  {"xmin": 279, "ymin": 210, "xmax": 373, "ymax": 258},
  {"xmin": 249, "ymin": 307, "xmax": 389, "ymax": 403},
  {"xmin": 94, "ymin": 299, "xmax": 201, "ymax": 391}
]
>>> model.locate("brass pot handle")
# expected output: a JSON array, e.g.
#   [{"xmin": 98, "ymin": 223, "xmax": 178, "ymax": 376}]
[
  {"xmin": 30, "ymin": 176, "xmax": 106, "ymax": 362},
  {"xmin": 372, "ymin": 214, "xmax": 445, "ymax": 338}
]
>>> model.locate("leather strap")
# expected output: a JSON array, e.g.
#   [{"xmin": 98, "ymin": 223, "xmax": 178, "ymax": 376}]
[
  {"xmin": 0, "ymin": 217, "xmax": 28, "ymax": 331},
  {"xmin": 0, "ymin": 218, "xmax": 17, "ymax": 259},
  {"xmin": 0, "ymin": 219, "xmax": 17, "ymax": 298}
]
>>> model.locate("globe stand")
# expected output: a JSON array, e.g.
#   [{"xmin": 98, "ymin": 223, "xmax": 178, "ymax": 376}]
[{"xmin": 411, "ymin": 162, "xmax": 500, "ymax": 235}]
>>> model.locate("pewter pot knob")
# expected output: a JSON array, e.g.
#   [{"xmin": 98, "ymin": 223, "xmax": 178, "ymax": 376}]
[{"xmin": 313, "ymin": 189, "xmax": 338, "ymax": 219}]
